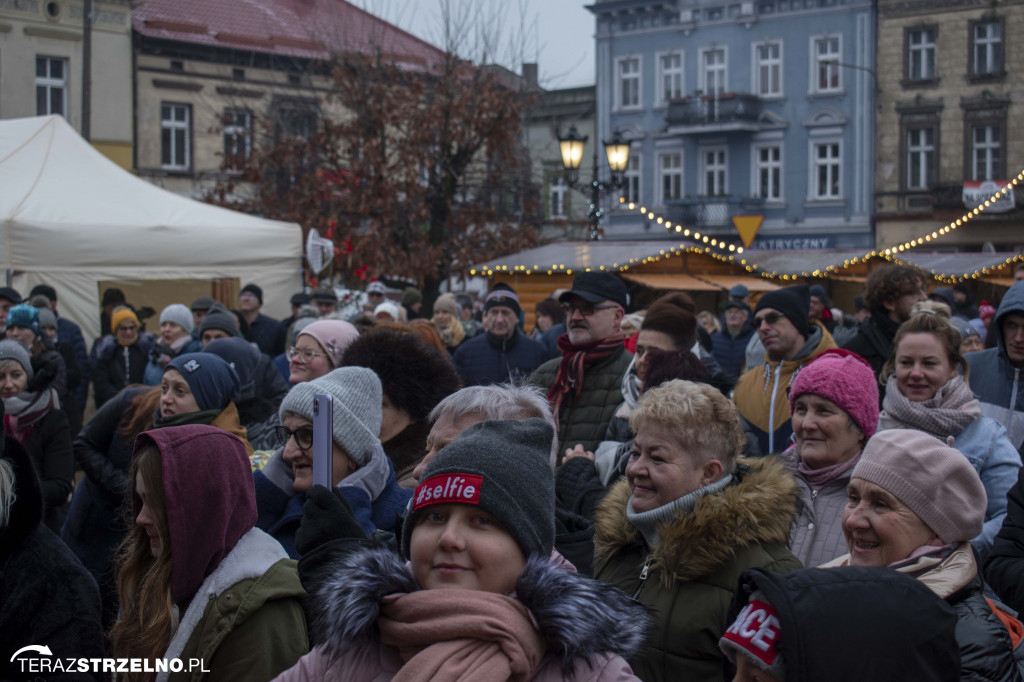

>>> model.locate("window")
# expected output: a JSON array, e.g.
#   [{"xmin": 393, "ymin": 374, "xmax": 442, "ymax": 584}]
[
  {"xmin": 972, "ymin": 125, "xmax": 1000, "ymax": 181},
  {"xmin": 622, "ymin": 154, "xmax": 641, "ymax": 204},
  {"xmin": 755, "ymin": 42, "xmax": 782, "ymax": 97},
  {"xmin": 755, "ymin": 145, "xmax": 782, "ymax": 200},
  {"xmin": 656, "ymin": 52, "xmax": 684, "ymax": 105},
  {"xmin": 701, "ymin": 48, "xmax": 727, "ymax": 94},
  {"xmin": 906, "ymin": 128, "xmax": 934, "ymax": 189},
  {"xmin": 616, "ymin": 56, "xmax": 641, "ymax": 109},
  {"xmin": 701, "ymin": 148, "xmax": 727, "ymax": 196},
  {"xmin": 35, "ymin": 57, "xmax": 67, "ymax": 116},
  {"xmin": 971, "ymin": 20, "xmax": 1003, "ymax": 77},
  {"xmin": 273, "ymin": 97, "xmax": 318, "ymax": 141},
  {"xmin": 657, "ymin": 152, "xmax": 682, "ymax": 203},
  {"xmin": 812, "ymin": 36, "xmax": 841, "ymax": 93},
  {"xmin": 223, "ymin": 108, "xmax": 252, "ymax": 162},
  {"xmin": 813, "ymin": 142, "xmax": 841, "ymax": 199},
  {"xmin": 160, "ymin": 103, "xmax": 191, "ymax": 170},
  {"xmin": 549, "ymin": 176, "xmax": 568, "ymax": 219},
  {"xmin": 907, "ymin": 28, "xmax": 936, "ymax": 81}
]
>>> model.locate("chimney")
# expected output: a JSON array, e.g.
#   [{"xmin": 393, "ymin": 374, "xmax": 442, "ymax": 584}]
[{"xmin": 522, "ymin": 63, "xmax": 538, "ymax": 87}]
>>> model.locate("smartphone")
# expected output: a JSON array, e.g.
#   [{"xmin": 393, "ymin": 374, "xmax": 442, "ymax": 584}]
[{"xmin": 312, "ymin": 393, "xmax": 334, "ymax": 489}]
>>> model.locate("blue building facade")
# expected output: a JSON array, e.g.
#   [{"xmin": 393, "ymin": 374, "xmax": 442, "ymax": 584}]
[{"xmin": 589, "ymin": 0, "xmax": 875, "ymax": 249}]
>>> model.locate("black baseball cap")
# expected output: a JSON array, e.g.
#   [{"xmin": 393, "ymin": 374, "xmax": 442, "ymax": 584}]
[
  {"xmin": 558, "ymin": 272, "xmax": 628, "ymax": 309},
  {"xmin": 0, "ymin": 287, "xmax": 22, "ymax": 304}
]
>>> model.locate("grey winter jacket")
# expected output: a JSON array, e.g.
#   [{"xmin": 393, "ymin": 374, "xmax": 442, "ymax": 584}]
[
  {"xmin": 778, "ymin": 446, "xmax": 855, "ymax": 568},
  {"xmin": 967, "ymin": 281, "xmax": 1024, "ymax": 450}
]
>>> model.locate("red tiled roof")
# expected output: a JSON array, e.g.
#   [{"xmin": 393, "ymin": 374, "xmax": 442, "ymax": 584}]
[{"xmin": 133, "ymin": 0, "xmax": 448, "ymax": 67}]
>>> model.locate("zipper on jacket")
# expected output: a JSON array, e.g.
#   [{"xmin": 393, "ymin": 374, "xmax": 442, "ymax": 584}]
[
  {"xmin": 632, "ymin": 557, "xmax": 652, "ymax": 599},
  {"xmin": 768, "ymin": 365, "xmax": 782, "ymax": 453}
]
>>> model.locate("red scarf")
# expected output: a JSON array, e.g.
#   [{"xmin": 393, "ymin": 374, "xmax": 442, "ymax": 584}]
[{"xmin": 546, "ymin": 335, "xmax": 625, "ymax": 422}]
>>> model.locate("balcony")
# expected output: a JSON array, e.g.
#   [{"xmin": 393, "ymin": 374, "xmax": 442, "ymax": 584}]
[
  {"xmin": 665, "ymin": 195, "xmax": 767, "ymax": 227},
  {"xmin": 665, "ymin": 92, "xmax": 764, "ymax": 134}
]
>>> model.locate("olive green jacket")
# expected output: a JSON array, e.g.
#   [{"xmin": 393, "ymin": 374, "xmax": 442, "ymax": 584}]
[{"xmin": 594, "ymin": 457, "xmax": 802, "ymax": 682}]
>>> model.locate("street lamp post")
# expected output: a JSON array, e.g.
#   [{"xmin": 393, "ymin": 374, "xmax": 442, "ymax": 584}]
[{"xmin": 557, "ymin": 125, "xmax": 631, "ymax": 240}]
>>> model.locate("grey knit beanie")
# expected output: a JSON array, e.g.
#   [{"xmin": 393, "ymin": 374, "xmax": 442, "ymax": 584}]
[
  {"xmin": 198, "ymin": 304, "xmax": 239, "ymax": 338},
  {"xmin": 36, "ymin": 307, "xmax": 57, "ymax": 331},
  {"xmin": 402, "ymin": 418, "xmax": 556, "ymax": 561},
  {"xmin": 853, "ymin": 429, "xmax": 986, "ymax": 544},
  {"xmin": 161, "ymin": 303, "xmax": 195, "ymax": 334},
  {"xmin": 0, "ymin": 340, "xmax": 33, "ymax": 381},
  {"xmin": 719, "ymin": 589, "xmax": 785, "ymax": 680},
  {"xmin": 278, "ymin": 366, "xmax": 382, "ymax": 466}
]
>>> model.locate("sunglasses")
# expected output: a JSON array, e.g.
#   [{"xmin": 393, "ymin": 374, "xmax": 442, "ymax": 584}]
[
  {"xmin": 754, "ymin": 312, "xmax": 786, "ymax": 326},
  {"xmin": 561, "ymin": 302, "xmax": 619, "ymax": 316},
  {"xmin": 275, "ymin": 425, "xmax": 314, "ymax": 451}
]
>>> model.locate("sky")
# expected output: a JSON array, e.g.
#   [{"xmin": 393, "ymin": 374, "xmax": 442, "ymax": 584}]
[{"xmin": 357, "ymin": 0, "xmax": 596, "ymax": 89}]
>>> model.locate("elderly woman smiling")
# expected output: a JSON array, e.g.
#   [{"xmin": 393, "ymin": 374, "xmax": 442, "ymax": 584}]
[
  {"xmin": 781, "ymin": 349, "xmax": 879, "ymax": 568},
  {"xmin": 825, "ymin": 429, "xmax": 1021, "ymax": 681},
  {"xmin": 594, "ymin": 379, "xmax": 800, "ymax": 682}
]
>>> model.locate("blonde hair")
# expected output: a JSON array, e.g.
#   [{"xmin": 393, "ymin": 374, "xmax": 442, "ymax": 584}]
[
  {"xmin": 630, "ymin": 380, "xmax": 743, "ymax": 472},
  {"xmin": 108, "ymin": 445, "xmax": 177, "ymax": 677},
  {"xmin": 911, "ymin": 300, "xmax": 951, "ymax": 319}
]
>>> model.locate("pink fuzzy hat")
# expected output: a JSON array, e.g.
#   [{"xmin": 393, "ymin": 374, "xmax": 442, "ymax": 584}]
[
  {"xmin": 788, "ymin": 349, "xmax": 879, "ymax": 439},
  {"xmin": 297, "ymin": 320, "xmax": 360, "ymax": 368}
]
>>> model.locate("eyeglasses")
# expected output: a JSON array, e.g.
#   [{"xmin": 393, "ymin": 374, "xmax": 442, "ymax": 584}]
[
  {"xmin": 754, "ymin": 312, "xmax": 785, "ymax": 326},
  {"xmin": 275, "ymin": 425, "xmax": 314, "ymax": 451},
  {"xmin": 561, "ymin": 302, "xmax": 619, "ymax": 316},
  {"xmin": 286, "ymin": 346, "xmax": 328, "ymax": 363}
]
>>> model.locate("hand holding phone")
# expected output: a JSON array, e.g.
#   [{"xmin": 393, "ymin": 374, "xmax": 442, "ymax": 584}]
[{"xmin": 312, "ymin": 393, "xmax": 334, "ymax": 489}]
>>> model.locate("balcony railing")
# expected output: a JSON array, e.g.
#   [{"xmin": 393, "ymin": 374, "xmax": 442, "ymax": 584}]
[
  {"xmin": 665, "ymin": 195, "xmax": 767, "ymax": 227},
  {"xmin": 666, "ymin": 92, "xmax": 763, "ymax": 128}
]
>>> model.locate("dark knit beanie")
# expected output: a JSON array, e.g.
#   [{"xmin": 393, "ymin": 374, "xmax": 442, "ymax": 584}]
[
  {"xmin": 240, "ymin": 284, "xmax": 263, "ymax": 305},
  {"xmin": 29, "ymin": 284, "xmax": 57, "ymax": 303},
  {"xmin": 402, "ymin": 287, "xmax": 423, "ymax": 306},
  {"xmin": 484, "ymin": 282, "xmax": 521, "ymax": 317},
  {"xmin": 755, "ymin": 284, "xmax": 811, "ymax": 335},
  {"xmin": 166, "ymin": 353, "xmax": 240, "ymax": 412},
  {"xmin": 641, "ymin": 293, "xmax": 697, "ymax": 349},
  {"xmin": 198, "ymin": 304, "xmax": 239, "ymax": 338},
  {"xmin": 102, "ymin": 288, "xmax": 126, "ymax": 307},
  {"xmin": 808, "ymin": 284, "xmax": 831, "ymax": 309},
  {"xmin": 403, "ymin": 418, "xmax": 556, "ymax": 560}
]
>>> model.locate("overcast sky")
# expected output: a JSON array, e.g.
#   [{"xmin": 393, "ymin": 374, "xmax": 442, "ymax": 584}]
[{"xmin": 357, "ymin": 0, "xmax": 596, "ymax": 89}]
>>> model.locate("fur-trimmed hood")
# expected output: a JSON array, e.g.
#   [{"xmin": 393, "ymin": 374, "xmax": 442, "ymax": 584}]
[
  {"xmin": 594, "ymin": 456, "xmax": 799, "ymax": 587},
  {"xmin": 312, "ymin": 544, "xmax": 649, "ymax": 674}
]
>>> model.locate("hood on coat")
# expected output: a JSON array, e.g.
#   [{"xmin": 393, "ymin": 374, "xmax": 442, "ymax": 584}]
[
  {"xmin": 312, "ymin": 543, "xmax": 650, "ymax": 675},
  {"xmin": 995, "ymin": 282, "xmax": 1024, "ymax": 359},
  {"xmin": 729, "ymin": 566, "xmax": 960, "ymax": 682},
  {"xmin": 594, "ymin": 456, "xmax": 799, "ymax": 587},
  {"xmin": 134, "ymin": 424, "xmax": 257, "ymax": 605}
]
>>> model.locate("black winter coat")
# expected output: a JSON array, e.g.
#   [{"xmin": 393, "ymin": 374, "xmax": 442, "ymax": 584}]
[
  {"xmin": 453, "ymin": 329, "xmax": 548, "ymax": 387},
  {"xmin": 21, "ymin": 409, "xmax": 73, "ymax": 533},
  {"xmin": 840, "ymin": 309, "xmax": 899, "ymax": 403},
  {"xmin": 90, "ymin": 333, "xmax": 156, "ymax": 409},
  {"xmin": 986, "ymin": 467, "xmax": 1024, "ymax": 614}
]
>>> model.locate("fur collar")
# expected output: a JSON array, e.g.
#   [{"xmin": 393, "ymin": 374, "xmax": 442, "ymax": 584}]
[
  {"xmin": 313, "ymin": 544, "xmax": 649, "ymax": 674},
  {"xmin": 594, "ymin": 456, "xmax": 799, "ymax": 587}
]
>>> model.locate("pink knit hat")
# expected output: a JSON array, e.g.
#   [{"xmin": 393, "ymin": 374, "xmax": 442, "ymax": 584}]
[
  {"xmin": 853, "ymin": 429, "xmax": 986, "ymax": 544},
  {"xmin": 788, "ymin": 349, "xmax": 879, "ymax": 439},
  {"xmin": 297, "ymin": 320, "xmax": 360, "ymax": 368}
]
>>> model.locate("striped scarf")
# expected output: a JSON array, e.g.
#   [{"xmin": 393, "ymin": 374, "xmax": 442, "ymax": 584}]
[{"xmin": 546, "ymin": 334, "xmax": 624, "ymax": 423}]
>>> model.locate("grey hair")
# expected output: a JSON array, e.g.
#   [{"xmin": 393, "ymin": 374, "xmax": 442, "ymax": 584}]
[
  {"xmin": 0, "ymin": 459, "xmax": 16, "ymax": 529},
  {"xmin": 427, "ymin": 377, "xmax": 558, "ymax": 469}
]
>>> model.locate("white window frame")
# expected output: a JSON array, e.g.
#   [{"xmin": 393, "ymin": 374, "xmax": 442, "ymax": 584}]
[
  {"xmin": 35, "ymin": 56, "xmax": 68, "ymax": 117},
  {"xmin": 621, "ymin": 153, "xmax": 642, "ymax": 205},
  {"xmin": 699, "ymin": 147, "xmax": 728, "ymax": 196},
  {"xmin": 549, "ymin": 176, "xmax": 568, "ymax": 219},
  {"xmin": 753, "ymin": 144, "xmax": 783, "ymax": 201},
  {"xmin": 972, "ymin": 125, "xmax": 1000, "ymax": 181},
  {"xmin": 973, "ymin": 22, "xmax": 1001, "ymax": 76},
  {"xmin": 810, "ymin": 35, "xmax": 842, "ymax": 94},
  {"xmin": 810, "ymin": 140, "xmax": 842, "ymax": 200},
  {"xmin": 907, "ymin": 28, "xmax": 936, "ymax": 81},
  {"xmin": 657, "ymin": 151, "xmax": 683, "ymax": 204},
  {"xmin": 699, "ymin": 46, "xmax": 728, "ymax": 95},
  {"xmin": 223, "ymin": 108, "xmax": 252, "ymax": 160},
  {"xmin": 615, "ymin": 55, "xmax": 642, "ymax": 111},
  {"xmin": 906, "ymin": 127, "xmax": 934, "ymax": 189},
  {"xmin": 655, "ymin": 50, "xmax": 685, "ymax": 106},
  {"xmin": 161, "ymin": 102, "xmax": 191, "ymax": 171},
  {"xmin": 752, "ymin": 40, "xmax": 783, "ymax": 98}
]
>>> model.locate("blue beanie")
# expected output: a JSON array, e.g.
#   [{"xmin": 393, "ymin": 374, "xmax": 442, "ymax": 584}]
[
  {"xmin": 6, "ymin": 304, "xmax": 39, "ymax": 335},
  {"xmin": 203, "ymin": 338, "xmax": 258, "ymax": 395},
  {"xmin": 166, "ymin": 353, "xmax": 240, "ymax": 412}
]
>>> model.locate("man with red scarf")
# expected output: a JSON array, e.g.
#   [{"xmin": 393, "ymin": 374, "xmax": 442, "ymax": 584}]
[{"xmin": 531, "ymin": 273, "xmax": 632, "ymax": 461}]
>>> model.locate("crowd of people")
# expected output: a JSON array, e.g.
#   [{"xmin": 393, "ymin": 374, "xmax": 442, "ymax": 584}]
[{"xmin": 3, "ymin": 262, "xmax": 1024, "ymax": 681}]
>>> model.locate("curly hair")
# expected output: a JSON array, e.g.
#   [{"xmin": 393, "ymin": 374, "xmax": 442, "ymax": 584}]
[
  {"xmin": 880, "ymin": 309, "xmax": 970, "ymax": 383},
  {"xmin": 864, "ymin": 264, "xmax": 928, "ymax": 311},
  {"xmin": 340, "ymin": 328, "xmax": 461, "ymax": 422},
  {"xmin": 629, "ymin": 379, "xmax": 744, "ymax": 473}
]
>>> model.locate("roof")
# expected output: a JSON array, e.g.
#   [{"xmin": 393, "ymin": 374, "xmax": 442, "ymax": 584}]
[
  {"xmin": 133, "ymin": 0, "xmax": 448, "ymax": 68},
  {"xmin": 472, "ymin": 240, "xmax": 743, "ymax": 275}
]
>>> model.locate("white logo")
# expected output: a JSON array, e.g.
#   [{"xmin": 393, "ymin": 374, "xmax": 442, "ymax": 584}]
[
  {"xmin": 10, "ymin": 645, "xmax": 51, "ymax": 661},
  {"xmin": 182, "ymin": 359, "xmax": 201, "ymax": 372}
]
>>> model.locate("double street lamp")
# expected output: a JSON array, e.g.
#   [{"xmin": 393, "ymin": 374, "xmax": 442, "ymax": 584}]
[{"xmin": 557, "ymin": 125, "xmax": 631, "ymax": 240}]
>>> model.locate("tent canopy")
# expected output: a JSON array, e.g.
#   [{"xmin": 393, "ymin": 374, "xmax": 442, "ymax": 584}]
[{"xmin": 0, "ymin": 115, "xmax": 302, "ymax": 341}]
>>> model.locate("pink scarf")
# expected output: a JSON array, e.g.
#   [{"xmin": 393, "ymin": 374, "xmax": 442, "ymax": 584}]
[{"xmin": 797, "ymin": 450, "xmax": 862, "ymax": 492}]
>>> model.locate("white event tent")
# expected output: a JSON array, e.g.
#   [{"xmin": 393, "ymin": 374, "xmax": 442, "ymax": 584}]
[{"xmin": 0, "ymin": 115, "xmax": 302, "ymax": 342}]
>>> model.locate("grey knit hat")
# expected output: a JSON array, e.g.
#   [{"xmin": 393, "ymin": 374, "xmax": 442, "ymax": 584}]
[
  {"xmin": 402, "ymin": 418, "xmax": 556, "ymax": 561},
  {"xmin": 198, "ymin": 304, "xmax": 239, "ymax": 338},
  {"xmin": 278, "ymin": 366, "xmax": 382, "ymax": 466},
  {"xmin": 36, "ymin": 307, "xmax": 57, "ymax": 330},
  {"xmin": 160, "ymin": 303, "xmax": 195, "ymax": 334},
  {"xmin": 853, "ymin": 429, "xmax": 986, "ymax": 544},
  {"xmin": 0, "ymin": 340, "xmax": 33, "ymax": 381},
  {"xmin": 719, "ymin": 589, "xmax": 785, "ymax": 680}
]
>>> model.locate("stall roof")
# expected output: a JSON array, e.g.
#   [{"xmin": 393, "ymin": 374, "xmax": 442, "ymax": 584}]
[
  {"xmin": 897, "ymin": 252, "xmax": 1022, "ymax": 279},
  {"xmin": 472, "ymin": 240, "xmax": 744, "ymax": 274}
]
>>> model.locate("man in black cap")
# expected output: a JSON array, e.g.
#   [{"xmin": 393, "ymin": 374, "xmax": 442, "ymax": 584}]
[
  {"xmin": 281, "ymin": 292, "xmax": 311, "ymax": 329},
  {"xmin": 190, "ymin": 296, "xmax": 216, "ymax": 332},
  {"xmin": 452, "ymin": 283, "xmax": 547, "ymax": 387},
  {"xmin": 0, "ymin": 287, "xmax": 21, "ymax": 337},
  {"xmin": 733, "ymin": 283, "xmax": 838, "ymax": 455},
  {"xmin": 530, "ymin": 272, "xmax": 632, "ymax": 458},
  {"xmin": 311, "ymin": 286, "xmax": 338, "ymax": 317},
  {"xmin": 239, "ymin": 283, "xmax": 285, "ymax": 356},
  {"xmin": 711, "ymin": 299, "xmax": 756, "ymax": 384}
]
